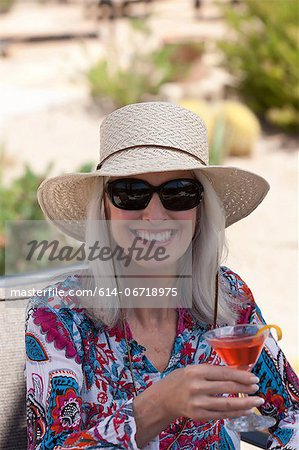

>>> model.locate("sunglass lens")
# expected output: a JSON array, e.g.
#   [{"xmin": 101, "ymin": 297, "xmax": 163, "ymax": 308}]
[
  {"xmin": 110, "ymin": 180, "xmax": 150, "ymax": 210},
  {"xmin": 107, "ymin": 179, "xmax": 203, "ymax": 211},
  {"xmin": 161, "ymin": 180, "xmax": 202, "ymax": 210}
]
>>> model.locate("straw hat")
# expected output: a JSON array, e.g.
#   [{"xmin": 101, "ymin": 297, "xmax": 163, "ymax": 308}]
[{"xmin": 37, "ymin": 102, "xmax": 269, "ymax": 241}]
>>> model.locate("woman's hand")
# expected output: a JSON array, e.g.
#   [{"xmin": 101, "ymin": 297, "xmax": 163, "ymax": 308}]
[
  {"xmin": 158, "ymin": 364, "xmax": 264, "ymax": 422},
  {"xmin": 133, "ymin": 363, "xmax": 264, "ymax": 448}
]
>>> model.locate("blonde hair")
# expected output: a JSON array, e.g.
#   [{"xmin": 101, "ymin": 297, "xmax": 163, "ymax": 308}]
[{"xmin": 76, "ymin": 173, "xmax": 237, "ymax": 328}]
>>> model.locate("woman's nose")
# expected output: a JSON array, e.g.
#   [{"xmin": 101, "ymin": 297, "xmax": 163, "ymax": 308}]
[{"xmin": 141, "ymin": 193, "xmax": 169, "ymax": 221}]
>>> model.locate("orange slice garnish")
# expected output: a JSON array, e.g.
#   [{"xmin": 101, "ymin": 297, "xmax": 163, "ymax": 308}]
[{"xmin": 256, "ymin": 324, "xmax": 282, "ymax": 341}]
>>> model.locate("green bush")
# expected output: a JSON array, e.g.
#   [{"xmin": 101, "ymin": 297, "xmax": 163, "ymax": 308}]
[
  {"xmin": 0, "ymin": 160, "xmax": 94, "ymax": 275},
  {"xmin": 151, "ymin": 41, "xmax": 204, "ymax": 84},
  {"xmin": 0, "ymin": 163, "xmax": 52, "ymax": 275},
  {"xmin": 218, "ymin": 0, "xmax": 299, "ymax": 131},
  {"xmin": 0, "ymin": 0, "xmax": 15, "ymax": 13},
  {"xmin": 87, "ymin": 19, "xmax": 204, "ymax": 109},
  {"xmin": 88, "ymin": 59, "xmax": 160, "ymax": 108}
]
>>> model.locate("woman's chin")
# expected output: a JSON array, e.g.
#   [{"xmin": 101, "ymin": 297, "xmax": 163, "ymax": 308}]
[{"xmin": 124, "ymin": 257, "xmax": 178, "ymax": 274}]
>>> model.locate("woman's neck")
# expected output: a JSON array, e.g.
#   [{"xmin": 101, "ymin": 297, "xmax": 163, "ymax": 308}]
[{"xmin": 124, "ymin": 307, "xmax": 177, "ymax": 329}]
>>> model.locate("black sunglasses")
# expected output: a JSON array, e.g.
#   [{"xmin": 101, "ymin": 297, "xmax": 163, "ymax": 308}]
[{"xmin": 105, "ymin": 178, "xmax": 204, "ymax": 211}]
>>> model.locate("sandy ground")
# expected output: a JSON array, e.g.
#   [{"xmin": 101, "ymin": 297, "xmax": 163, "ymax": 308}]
[{"xmin": 0, "ymin": 1, "xmax": 298, "ymax": 448}]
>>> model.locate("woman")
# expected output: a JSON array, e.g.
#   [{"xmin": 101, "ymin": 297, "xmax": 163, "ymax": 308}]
[{"xmin": 26, "ymin": 102, "xmax": 298, "ymax": 449}]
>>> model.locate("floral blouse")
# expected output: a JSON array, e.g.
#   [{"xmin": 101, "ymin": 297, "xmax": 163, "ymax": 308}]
[{"xmin": 25, "ymin": 267, "xmax": 299, "ymax": 450}]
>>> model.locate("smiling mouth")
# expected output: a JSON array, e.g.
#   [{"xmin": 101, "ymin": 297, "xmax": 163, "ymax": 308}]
[{"xmin": 130, "ymin": 229, "xmax": 177, "ymax": 244}]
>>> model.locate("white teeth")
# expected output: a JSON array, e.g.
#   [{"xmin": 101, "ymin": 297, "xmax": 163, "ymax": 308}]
[{"xmin": 134, "ymin": 230, "xmax": 173, "ymax": 242}]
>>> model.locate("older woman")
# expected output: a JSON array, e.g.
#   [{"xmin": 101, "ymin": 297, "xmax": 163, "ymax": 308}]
[{"xmin": 25, "ymin": 102, "xmax": 298, "ymax": 449}]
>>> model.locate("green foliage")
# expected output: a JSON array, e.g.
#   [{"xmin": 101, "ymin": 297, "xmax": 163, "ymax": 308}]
[
  {"xmin": 209, "ymin": 116, "xmax": 226, "ymax": 165},
  {"xmin": 218, "ymin": 0, "xmax": 299, "ymax": 131},
  {"xmin": 0, "ymin": 0, "xmax": 15, "ymax": 13},
  {"xmin": 0, "ymin": 159, "xmax": 94, "ymax": 275},
  {"xmin": 151, "ymin": 41, "xmax": 204, "ymax": 85},
  {"xmin": 79, "ymin": 162, "xmax": 94, "ymax": 173},
  {"xmin": 0, "ymin": 164, "xmax": 52, "ymax": 229},
  {"xmin": 87, "ymin": 20, "xmax": 204, "ymax": 109},
  {"xmin": 129, "ymin": 17, "xmax": 151, "ymax": 34},
  {"xmin": 0, "ymin": 163, "xmax": 52, "ymax": 275},
  {"xmin": 88, "ymin": 59, "xmax": 160, "ymax": 108}
]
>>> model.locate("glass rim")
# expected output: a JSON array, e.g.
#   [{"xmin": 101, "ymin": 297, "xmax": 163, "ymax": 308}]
[{"xmin": 204, "ymin": 323, "xmax": 270, "ymax": 341}]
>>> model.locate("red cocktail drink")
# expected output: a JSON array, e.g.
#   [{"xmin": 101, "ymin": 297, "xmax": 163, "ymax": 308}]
[
  {"xmin": 204, "ymin": 324, "xmax": 277, "ymax": 432},
  {"xmin": 208, "ymin": 332, "xmax": 267, "ymax": 370}
]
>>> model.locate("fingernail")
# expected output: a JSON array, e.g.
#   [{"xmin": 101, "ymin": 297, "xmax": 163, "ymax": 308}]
[
  {"xmin": 250, "ymin": 376, "xmax": 259, "ymax": 383},
  {"xmin": 253, "ymin": 398, "xmax": 265, "ymax": 406},
  {"xmin": 252, "ymin": 384, "xmax": 259, "ymax": 392}
]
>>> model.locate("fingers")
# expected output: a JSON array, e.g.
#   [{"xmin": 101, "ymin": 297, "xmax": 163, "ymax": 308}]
[
  {"xmin": 196, "ymin": 395, "xmax": 265, "ymax": 412},
  {"xmin": 199, "ymin": 409, "xmax": 253, "ymax": 421},
  {"xmin": 197, "ymin": 380, "xmax": 259, "ymax": 395},
  {"xmin": 184, "ymin": 364, "xmax": 259, "ymax": 387},
  {"xmin": 181, "ymin": 365, "xmax": 265, "ymax": 422},
  {"xmin": 189, "ymin": 395, "xmax": 265, "ymax": 421},
  {"xmin": 199, "ymin": 364, "xmax": 259, "ymax": 384}
]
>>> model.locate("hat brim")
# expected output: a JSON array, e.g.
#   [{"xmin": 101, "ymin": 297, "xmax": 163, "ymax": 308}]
[{"xmin": 37, "ymin": 150, "xmax": 269, "ymax": 241}]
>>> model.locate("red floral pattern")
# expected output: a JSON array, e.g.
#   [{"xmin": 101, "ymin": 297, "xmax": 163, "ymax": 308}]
[
  {"xmin": 33, "ymin": 308, "xmax": 81, "ymax": 364},
  {"xmin": 51, "ymin": 388, "xmax": 82, "ymax": 434}
]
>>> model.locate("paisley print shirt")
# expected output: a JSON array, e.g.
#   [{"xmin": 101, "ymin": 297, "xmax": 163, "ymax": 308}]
[{"xmin": 25, "ymin": 267, "xmax": 299, "ymax": 449}]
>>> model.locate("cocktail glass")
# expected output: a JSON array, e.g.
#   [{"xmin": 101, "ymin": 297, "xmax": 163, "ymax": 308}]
[{"xmin": 204, "ymin": 324, "xmax": 276, "ymax": 432}]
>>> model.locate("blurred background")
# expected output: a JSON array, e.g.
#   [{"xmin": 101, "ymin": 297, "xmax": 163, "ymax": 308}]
[{"xmin": 0, "ymin": 0, "xmax": 298, "ymax": 447}]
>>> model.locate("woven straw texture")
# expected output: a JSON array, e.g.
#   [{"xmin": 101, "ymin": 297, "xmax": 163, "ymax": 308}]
[
  {"xmin": 37, "ymin": 102, "xmax": 270, "ymax": 241},
  {"xmin": 99, "ymin": 102, "xmax": 208, "ymax": 166}
]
